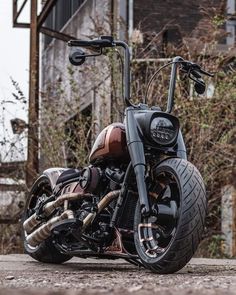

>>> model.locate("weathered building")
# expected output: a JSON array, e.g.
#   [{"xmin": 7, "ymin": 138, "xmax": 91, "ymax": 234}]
[{"xmin": 40, "ymin": 0, "xmax": 233, "ymax": 168}]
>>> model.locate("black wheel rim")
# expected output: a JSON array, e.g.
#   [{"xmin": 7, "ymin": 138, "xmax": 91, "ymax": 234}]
[{"xmin": 138, "ymin": 170, "xmax": 180, "ymax": 259}]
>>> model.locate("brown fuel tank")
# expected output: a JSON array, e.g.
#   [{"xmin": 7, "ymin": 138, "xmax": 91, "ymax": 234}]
[{"xmin": 89, "ymin": 123, "xmax": 129, "ymax": 164}]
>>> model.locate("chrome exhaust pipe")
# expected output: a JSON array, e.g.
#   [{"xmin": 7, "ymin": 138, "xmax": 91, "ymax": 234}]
[
  {"xmin": 82, "ymin": 190, "xmax": 120, "ymax": 228},
  {"xmin": 26, "ymin": 210, "xmax": 74, "ymax": 247},
  {"xmin": 23, "ymin": 192, "xmax": 91, "ymax": 234}
]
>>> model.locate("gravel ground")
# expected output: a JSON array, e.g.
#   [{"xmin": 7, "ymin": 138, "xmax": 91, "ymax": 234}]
[{"xmin": 0, "ymin": 255, "xmax": 236, "ymax": 295}]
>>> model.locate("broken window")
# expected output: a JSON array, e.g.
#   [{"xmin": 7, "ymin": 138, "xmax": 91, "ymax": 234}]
[{"xmin": 44, "ymin": 0, "xmax": 85, "ymax": 47}]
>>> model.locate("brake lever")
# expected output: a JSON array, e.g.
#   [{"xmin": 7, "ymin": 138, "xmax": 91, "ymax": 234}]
[
  {"xmin": 199, "ymin": 68, "xmax": 215, "ymax": 77},
  {"xmin": 191, "ymin": 63, "xmax": 214, "ymax": 77}
]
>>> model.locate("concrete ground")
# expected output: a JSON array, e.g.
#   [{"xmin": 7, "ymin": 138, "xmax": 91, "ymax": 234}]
[{"xmin": 0, "ymin": 255, "xmax": 236, "ymax": 295}]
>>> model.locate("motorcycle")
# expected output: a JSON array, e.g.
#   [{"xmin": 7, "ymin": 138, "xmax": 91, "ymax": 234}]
[{"xmin": 22, "ymin": 36, "xmax": 213, "ymax": 273}]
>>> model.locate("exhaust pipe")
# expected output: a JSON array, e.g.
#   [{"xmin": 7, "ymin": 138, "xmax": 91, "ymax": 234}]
[
  {"xmin": 26, "ymin": 210, "xmax": 74, "ymax": 247},
  {"xmin": 23, "ymin": 192, "xmax": 91, "ymax": 234},
  {"xmin": 25, "ymin": 190, "xmax": 121, "ymax": 247},
  {"xmin": 83, "ymin": 190, "xmax": 120, "ymax": 228}
]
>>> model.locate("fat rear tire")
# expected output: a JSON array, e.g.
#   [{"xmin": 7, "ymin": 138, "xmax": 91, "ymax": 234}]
[
  {"xmin": 134, "ymin": 158, "xmax": 207, "ymax": 273},
  {"xmin": 23, "ymin": 175, "xmax": 72, "ymax": 264}
]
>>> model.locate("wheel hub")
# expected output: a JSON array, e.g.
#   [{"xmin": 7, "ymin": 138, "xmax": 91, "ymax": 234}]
[{"xmin": 138, "ymin": 199, "xmax": 178, "ymax": 258}]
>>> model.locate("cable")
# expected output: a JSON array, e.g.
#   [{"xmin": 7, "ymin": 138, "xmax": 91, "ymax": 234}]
[{"xmin": 144, "ymin": 61, "xmax": 179, "ymax": 104}]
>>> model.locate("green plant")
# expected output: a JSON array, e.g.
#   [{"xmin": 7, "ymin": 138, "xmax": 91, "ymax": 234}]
[{"xmin": 208, "ymin": 234, "xmax": 226, "ymax": 258}]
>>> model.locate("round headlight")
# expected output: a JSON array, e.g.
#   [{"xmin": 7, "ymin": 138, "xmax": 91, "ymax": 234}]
[{"xmin": 150, "ymin": 117, "xmax": 177, "ymax": 145}]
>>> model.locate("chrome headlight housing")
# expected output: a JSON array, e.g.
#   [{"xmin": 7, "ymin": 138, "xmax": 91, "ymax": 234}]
[{"xmin": 149, "ymin": 113, "xmax": 179, "ymax": 146}]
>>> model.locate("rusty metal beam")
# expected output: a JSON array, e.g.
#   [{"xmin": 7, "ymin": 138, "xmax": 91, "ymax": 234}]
[
  {"xmin": 13, "ymin": 0, "xmax": 29, "ymax": 24},
  {"xmin": 13, "ymin": 0, "xmax": 17, "ymax": 24},
  {"xmin": 26, "ymin": 0, "xmax": 39, "ymax": 187},
  {"xmin": 12, "ymin": 0, "xmax": 57, "ymax": 29},
  {"xmin": 40, "ymin": 27, "xmax": 76, "ymax": 42},
  {"xmin": 12, "ymin": 0, "xmax": 75, "ymax": 187},
  {"xmin": 13, "ymin": 22, "xmax": 30, "ymax": 28},
  {"xmin": 12, "ymin": 0, "xmax": 30, "ymax": 28},
  {"xmin": 37, "ymin": 0, "xmax": 58, "ymax": 28}
]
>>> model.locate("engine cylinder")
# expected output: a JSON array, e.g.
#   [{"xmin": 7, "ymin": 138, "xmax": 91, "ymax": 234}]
[{"xmin": 79, "ymin": 167, "xmax": 102, "ymax": 193}]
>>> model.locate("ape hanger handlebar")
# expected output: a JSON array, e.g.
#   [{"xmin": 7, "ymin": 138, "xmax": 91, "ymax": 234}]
[
  {"xmin": 68, "ymin": 36, "xmax": 214, "ymax": 112},
  {"xmin": 68, "ymin": 36, "xmax": 132, "ymax": 107}
]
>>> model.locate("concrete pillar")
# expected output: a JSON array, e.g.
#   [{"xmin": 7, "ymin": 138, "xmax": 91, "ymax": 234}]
[{"xmin": 221, "ymin": 185, "xmax": 236, "ymax": 257}]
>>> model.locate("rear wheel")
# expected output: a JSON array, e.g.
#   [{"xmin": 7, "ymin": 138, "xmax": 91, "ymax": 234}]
[
  {"xmin": 23, "ymin": 175, "xmax": 72, "ymax": 264},
  {"xmin": 134, "ymin": 158, "xmax": 207, "ymax": 273}
]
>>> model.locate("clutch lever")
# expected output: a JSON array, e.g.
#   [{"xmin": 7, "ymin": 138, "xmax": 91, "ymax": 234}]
[
  {"xmin": 191, "ymin": 63, "xmax": 215, "ymax": 77},
  {"xmin": 199, "ymin": 68, "xmax": 215, "ymax": 77}
]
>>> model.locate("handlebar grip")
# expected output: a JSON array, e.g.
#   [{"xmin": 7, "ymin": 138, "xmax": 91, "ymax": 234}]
[
  {"xmin": 68, "ymin": 38, "xmax": 113, "ymax": 48},
  {"xmin": 68, "ymin": 40, "xmax": 92, "ymax": 47}
]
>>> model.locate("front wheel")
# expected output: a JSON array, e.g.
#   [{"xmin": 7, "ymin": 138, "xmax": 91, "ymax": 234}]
[{"xmin": 134, "ymin": 158, "xmax": 207, "ymax": 273}]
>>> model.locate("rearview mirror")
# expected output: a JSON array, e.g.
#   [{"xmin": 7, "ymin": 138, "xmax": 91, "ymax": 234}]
[
  {"xmin": 69, "ymin": 48, "xmax": 86, "ymax": 66},
  {"xmin": 194, "ymin": 79, "xmax": 206, "ymax": 95}
]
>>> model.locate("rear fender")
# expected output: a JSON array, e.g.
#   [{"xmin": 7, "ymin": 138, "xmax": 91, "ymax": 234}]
[{"xmin": 43, "ymin": 167, "xmax": 68, "ymax": 190}]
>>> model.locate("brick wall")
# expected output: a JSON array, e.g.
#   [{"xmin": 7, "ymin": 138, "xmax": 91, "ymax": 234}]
[
  {"xmin": 134, "ymin": 0, "xmax": 223, "ymax": 36},
  {"xmin": 133, "ymin": 0, "xmax": 225, "ymax": 55}
]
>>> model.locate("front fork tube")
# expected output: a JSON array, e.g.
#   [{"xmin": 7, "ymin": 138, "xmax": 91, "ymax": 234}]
[
  {"xmin": 125, "ymin": 109, "xmax": 150, "ymax": 216},
  {"xmin": 131, "ymin": 145, "xmax": 150, "ymax": 217}
]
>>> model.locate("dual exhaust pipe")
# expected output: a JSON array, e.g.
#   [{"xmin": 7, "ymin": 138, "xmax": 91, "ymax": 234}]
[
  {"xmin": 23, "ymin": 190, "xmax": 120, "ymax": 247},
  {"xmin": 23, "ymin": 192, "xmax": 87, "ymax": 235}
]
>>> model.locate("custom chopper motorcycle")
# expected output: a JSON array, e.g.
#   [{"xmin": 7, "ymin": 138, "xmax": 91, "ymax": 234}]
[{"xmin": 23, "ymin": 36, "xmax": 213, "ymax": 273}]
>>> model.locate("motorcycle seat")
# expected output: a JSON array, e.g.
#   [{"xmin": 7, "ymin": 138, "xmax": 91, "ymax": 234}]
[{"xmin": 56, "ymin": 168, "xmax": 81, "ymax": 185}]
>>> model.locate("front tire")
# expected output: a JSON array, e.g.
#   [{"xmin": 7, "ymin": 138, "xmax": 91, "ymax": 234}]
[
  {"xmin": 134, "ymin": 158, "xmax": 207, "ymax": 273},
  {"xmin": 23, "ymin": 175, "xmax": 72, "ymax": 264}
]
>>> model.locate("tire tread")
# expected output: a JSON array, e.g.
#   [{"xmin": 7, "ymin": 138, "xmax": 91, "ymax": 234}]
[{"xmin": 134, "ymin": 158, "xmax": 207, "ymax": 274}]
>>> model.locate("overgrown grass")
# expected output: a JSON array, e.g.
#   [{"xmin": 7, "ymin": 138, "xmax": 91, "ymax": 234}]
[{"xmin": 0, "ymin": 224, "xmax": 23, "ymax": 254}]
